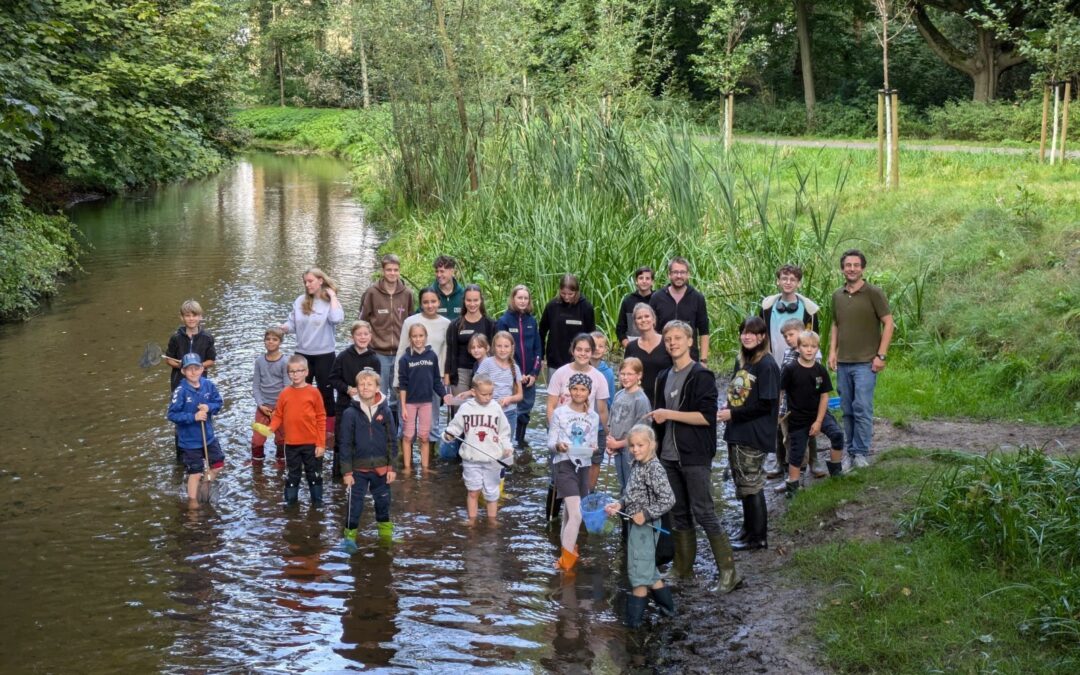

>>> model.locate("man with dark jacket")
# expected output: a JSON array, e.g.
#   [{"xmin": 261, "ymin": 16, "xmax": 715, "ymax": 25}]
[
  {"xmin": 649, "ymin": 321, "xmax": 741, "ymax": 594},
  {"xmin": 650, "ymin": 257, "xmax": 710, "ymax": 364}
]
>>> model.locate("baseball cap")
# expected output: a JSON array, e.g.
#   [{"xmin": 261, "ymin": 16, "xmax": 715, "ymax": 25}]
[{"xmin": 181, "ymin": 353, "xmax": 203, "ymax": 369}]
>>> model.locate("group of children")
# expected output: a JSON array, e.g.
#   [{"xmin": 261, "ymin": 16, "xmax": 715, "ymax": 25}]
[{"xmin": 162, "ymin": 266, "xmax": 848, "ymax": 630}]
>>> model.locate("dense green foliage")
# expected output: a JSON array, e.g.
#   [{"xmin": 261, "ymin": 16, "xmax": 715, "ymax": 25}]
[
  {"xmin": 787, "ymin": 449, "xmax": 1080, "ymax": 672},
  {"xmin": 1, "ymin": 0, "xmax": 242, "ymax": 318},
  {"xmin": 0, "ymin": 196, "xmax": 82, "ymax": 319},
  {"xmin": 240, "ymin": 105, "xmax": 1079, "ymax": 424}
]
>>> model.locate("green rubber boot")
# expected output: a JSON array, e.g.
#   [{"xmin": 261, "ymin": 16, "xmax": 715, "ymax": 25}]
[
  {"xmin": 671, "ymin": 529, "xmax": 697, "ymax": 579},
  {"xmin": 707, "ymin": 533, "xmax": 744, "ymax": 594},
  {"xmin": 377, "ymin": 521, "xmax": 394, "ymax": 543},
  {"xmin": 342, "ymin": 528, "xmax": 358, "ymax": 542}
]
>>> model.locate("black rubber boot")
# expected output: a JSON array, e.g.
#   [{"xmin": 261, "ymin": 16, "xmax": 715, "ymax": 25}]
[
  {"xmin": 732, "ymin": 492, "xmax": 768, "ymax": 551},
  {"xmin": 649, "ymin": 586, "xmax": 676, "ymax": 617},
  {"xmin": 707, "ymin": 533, "xmax": 743, "ymax": 593},
  {"xmin": 284, "ymin": 482, "xmax": 300, "ymax": 506},
  {"xmin": 309, "ymin": 479, "xmax": 324, "ymax": 507},
  {"xmin": 731, "ymin": 495, "xmax": 753, "ymax": 547},
  {"xmin": 826, "ymin": 460, "xmax": 844, "ymax": 477},
  {"xmin": 784, "ymin": 480, "xmax": 800, "ymax": 499},
  {"xmin": 671, "ymin": 529, "xmax": 697, "ymax": 578},
  {"xmin": 515, "ymin": 416, "xmax": 528, "ymax": 448},
  {"xmin": 625, "ymin": 594, "xmax": 648, "ymax": 628}
]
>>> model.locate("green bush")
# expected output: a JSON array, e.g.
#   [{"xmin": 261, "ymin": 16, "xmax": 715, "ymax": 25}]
[
  {"xmin": 925, "ymin": 99, "xmax": 1045, "ymax": 143},
  {"xmin": 0, "ymin": 194, "xmax": 82, "ymax": 319}
]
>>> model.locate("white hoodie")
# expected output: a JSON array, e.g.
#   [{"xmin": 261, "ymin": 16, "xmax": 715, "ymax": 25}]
[{"xmin": 445, "ymin": 398, "xmax": 513, "ymax": 464}]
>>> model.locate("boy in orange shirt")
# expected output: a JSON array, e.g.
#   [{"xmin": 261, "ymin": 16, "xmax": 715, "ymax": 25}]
[{"xmin": 266, "ymin": 354, "xmax": 327, "ymax": 506}]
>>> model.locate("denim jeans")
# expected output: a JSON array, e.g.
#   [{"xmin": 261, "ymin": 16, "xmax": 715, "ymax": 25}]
[
  {"xmin": 836, "ymin": 362, "xmax": 877, "ymax": 456},
  {"xmin": 375, "ymin": 352, "xmax": 398, "ymax": 414},
  {"xmin": 515, "ymin": 381, "xmax": 536, "ymax": 438},
  {"xmin": 660, "ymin": 460, "xmax": 724, "ymax": 535}
]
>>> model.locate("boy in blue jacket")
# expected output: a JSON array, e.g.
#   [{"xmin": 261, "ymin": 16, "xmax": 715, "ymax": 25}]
[
  {"xmin": 340, "ymin": 369, "xmax": 399, "ymax": 544},
  {"xmin": 167, "ymin": 354, "xmax": 225, "ymax": 507}
]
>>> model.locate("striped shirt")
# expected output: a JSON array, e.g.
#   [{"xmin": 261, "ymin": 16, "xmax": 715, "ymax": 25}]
[{"xmin": 475, "ymin": 357, "xmax": 521, "ymax": 412}]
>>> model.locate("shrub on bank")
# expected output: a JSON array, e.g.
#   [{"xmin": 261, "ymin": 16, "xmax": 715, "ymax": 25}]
[{"xmin": 0, "ymin": 195, "xmax": 81, "ymax": 319}]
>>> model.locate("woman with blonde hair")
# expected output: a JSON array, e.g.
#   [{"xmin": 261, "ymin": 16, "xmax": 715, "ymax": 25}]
[{"xmin": 281, "ymin": 267, "xmax": 344, "ymax": 436}]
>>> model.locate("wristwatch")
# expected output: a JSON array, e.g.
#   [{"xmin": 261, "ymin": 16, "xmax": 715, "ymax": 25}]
[{"xmin": 876, "ymin": 353, "xmax": 887, "ymax": 361}]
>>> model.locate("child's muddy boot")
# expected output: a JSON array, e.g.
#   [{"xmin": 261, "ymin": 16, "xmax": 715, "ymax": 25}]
[
  {"xmin": 671, "ymin": 529, "xmax": 697, "ymax": 578},
  {"xmin": 625, "ymin": 595, "xmax": 648, "ymax": 628},
  {"xmin": 343, "ymin": 528, "xmax": 358, "ymax": 543},
  {"xmin": 377, "ymin": 521, "xmax": 394, "ymax": 543},
  {"xmin": 826, "ymin": 460, "xmax": 844, "ymax": 477},
  {"xmin": 309, "ymin": 479, "xmax": 324, "ymax": 507},
  {"xmin": 649, "ymin": 586, "xmax": 676, "ymax": 617},
  {"xmin": 284, "ymin": 481, "xmax": 300, "ymax": 506},
  {"xmin": 707, "ymin": 533, "xmax": 743, "ymax": 593}
]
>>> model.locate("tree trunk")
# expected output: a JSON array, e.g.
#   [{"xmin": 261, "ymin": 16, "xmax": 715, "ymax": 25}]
[
  {"xmin": 432, "ymin": 0, "xmax": 479, "ymax": 191},
  {"xmin": 357, "ymin": 31, "xmax": 370, "ymax": 109},
  {"xmin": 794, "ymin": 0, "xmax": 815, "ymax": 127},
  {"xmin": 912, "ymin": 5, "xmax": 1026, "ymax": 102}
]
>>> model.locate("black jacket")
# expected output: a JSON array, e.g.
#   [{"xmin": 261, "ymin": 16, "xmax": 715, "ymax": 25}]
[
  {"xmin": 539, "ymin": 296, "xmax": 596, "ymax": 369},
  {"xmin": 652, "ymin": 361, "xmax": 719, "ymax": 467},
  {"xmin": 649, "ymin": 285, "xmax": 709, "ymax": 360},
  {"xmin": 329, "ymin": 346, "xmax": 382, "ymax": 414},
  {"xmin": 444, "ymin": 315, "xmax": 496, "ymax": 385},
  {"xmin": 615, "ymin": 291, "xmax": 652, "ymax": 343}
]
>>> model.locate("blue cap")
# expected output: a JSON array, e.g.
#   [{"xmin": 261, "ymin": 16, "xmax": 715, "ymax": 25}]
[{"xmin": 181, "ymin": 353, "xmax": 203, "ymax": 369}]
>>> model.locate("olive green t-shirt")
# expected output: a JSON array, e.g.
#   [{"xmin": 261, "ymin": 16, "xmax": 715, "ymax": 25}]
[{"xmin": 832, "ymin": 282, "xmax": 891, "ymax": 363}]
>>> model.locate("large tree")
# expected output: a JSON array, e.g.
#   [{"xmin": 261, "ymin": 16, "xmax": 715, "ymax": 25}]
[{"xmin": 911, "ymin": 1, "xmax": 1030, "ymax": 101}]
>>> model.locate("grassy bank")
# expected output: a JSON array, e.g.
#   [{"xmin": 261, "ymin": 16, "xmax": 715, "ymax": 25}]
[
  {"xmin": 0, "ymin": 195, "xmax": 82, "ymax": 319},
  {"xmin": 235, "ymin": 105, "xmax": 1079, "ymax": 427},
  {"xmin": 784, "ymin": 448, "xmax": 1080, "ymax": 673}
]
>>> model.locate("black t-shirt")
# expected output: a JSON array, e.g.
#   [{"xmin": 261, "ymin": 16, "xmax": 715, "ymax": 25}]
[
  {"xmin": 780, "ymin": 360, "xmax": 833, "ymax": 427},
  {"xmin": 453, "ymin": 318, "xmax": 490, "ymax": 370},
  {"xmin": 722, "ymin": 354, "xmax": 779, "ymax": 452},
  {"xmin": 625, "ymin": 338, "xmax": 673, "ymax": 407}
]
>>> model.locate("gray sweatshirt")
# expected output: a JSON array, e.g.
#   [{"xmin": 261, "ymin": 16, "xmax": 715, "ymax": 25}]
[{"xmin": 253, "ymin": 353, "xmax": 289, "ymax": 408}]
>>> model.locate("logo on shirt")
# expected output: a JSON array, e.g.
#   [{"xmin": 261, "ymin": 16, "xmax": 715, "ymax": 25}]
[{"xmin": 727, "ymin": 369, "xmax": 757, "ymax": 408}]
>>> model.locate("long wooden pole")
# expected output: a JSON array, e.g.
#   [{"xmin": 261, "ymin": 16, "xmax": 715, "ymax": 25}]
[
  {"xmin": 877, "ymin": 90, "xmax": 885, "ymax": 184},
  {"xmin": 1061, "ymin": 81, "xmax": 1071, "ymax": 165},
  {"xmin": 1039, "ymin": 85, "xmax": 1050, "ymax": 163},
  {"xmin": 726, "ymin": 92, "xmax": 734, "ymax": 152},
  {"xmin": 1050, "ymin": 83, "xmax": 1061, "ymax": 165},
  {"xmin": 890, "ymin": 90, "xmax": 900, "ymax": 189}
]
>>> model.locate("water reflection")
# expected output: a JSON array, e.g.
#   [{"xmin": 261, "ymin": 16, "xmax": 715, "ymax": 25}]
[{"xmin": 0, "ymin": 153, "xmax": 737, "ymax": 672}]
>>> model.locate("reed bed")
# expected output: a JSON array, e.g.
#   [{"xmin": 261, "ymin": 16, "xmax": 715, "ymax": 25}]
[{"xmin": 384, "ymin": 110, "xmax": 849, "ymax": 355}]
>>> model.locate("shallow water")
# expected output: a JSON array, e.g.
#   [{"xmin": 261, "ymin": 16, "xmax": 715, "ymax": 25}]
[{"xmin": 0, "ymin": 153, "xmax": 734, "ymax": 672}]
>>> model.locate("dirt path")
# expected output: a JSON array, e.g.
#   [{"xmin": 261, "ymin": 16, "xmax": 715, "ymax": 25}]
[
  {"xmin": 733, "ymin": 135, "xmax": 1080, "ymax": 160},
  {"xmin": 644, "ymin": 418, "xmax": 1077, "ymax": 673}
]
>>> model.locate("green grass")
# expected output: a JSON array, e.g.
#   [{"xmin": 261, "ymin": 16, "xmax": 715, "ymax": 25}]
[
  {"xmin": 786, "ymin": 448, "xmax": 1080, "ymax": 673},
  {"xmin": 793, "ymin": 536, "xmax": 1078, "ymax": 674},
  {"xmin": 237, "ymin": 105, "xmax": 1080, "ymax": 426}
]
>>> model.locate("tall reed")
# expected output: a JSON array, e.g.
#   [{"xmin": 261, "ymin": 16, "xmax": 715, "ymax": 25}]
[{"xmin": 383, "ymin": 107, "xmax": 850, "ymax": 358}]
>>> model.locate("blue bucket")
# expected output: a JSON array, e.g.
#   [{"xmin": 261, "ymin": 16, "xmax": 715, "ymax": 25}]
[{"xmin": 581, "ymin": 492, "xmax": 613, "ymax": 534}]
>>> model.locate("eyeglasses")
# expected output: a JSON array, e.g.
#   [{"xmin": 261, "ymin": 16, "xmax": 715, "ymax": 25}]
[
  {"xmin": 777, "ymin": 301, "xmax": 799, "ymax": 314},
  {"xmin": 288, "ymin": 369, "xmax": 308, "ymax": 374}
]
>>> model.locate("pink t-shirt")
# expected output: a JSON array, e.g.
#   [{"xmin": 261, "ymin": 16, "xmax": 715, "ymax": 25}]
[{"xmin": 547, "ymin": 364, "xmax": 609, "ymax": 411}]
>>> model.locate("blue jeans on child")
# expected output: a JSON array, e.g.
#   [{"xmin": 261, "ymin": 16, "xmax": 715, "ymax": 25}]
[
  {"xmin": 347, "ymin": 470, "xmax": 391, "ymax": 527},
  {"xmin": 836, "ymin": 362, "xmax": 877, "ymax": 457}
]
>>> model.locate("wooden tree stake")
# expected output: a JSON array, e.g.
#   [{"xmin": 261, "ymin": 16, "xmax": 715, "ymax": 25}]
[
  {"xmin": 890, "ymin": 90, "xmax": 900, "ymax": 189},
  {"xmin": 1061, "ymin": 81, "xmax": 1071, "ymax": 165},
  {"xmin": 1039, "ymin": 85, "xmax": 1050, "ymax": 163},
  {"xmin": 877, "ymin": 90, "xmax": 885, "ymax": 184}
]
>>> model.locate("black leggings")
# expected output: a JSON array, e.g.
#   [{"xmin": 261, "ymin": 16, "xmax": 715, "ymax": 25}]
[{"xmin": 298, "ymin": 351, "xmax": 336, "ymax": 418}]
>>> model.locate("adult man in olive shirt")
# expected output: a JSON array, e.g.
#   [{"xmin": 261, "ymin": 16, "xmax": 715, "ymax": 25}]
[
  {"xmin": 649, "ymin": 257, "xmax": 710, "ymax": 364},
  {"xmin": 827, "ymin": 249, "xmax": 894, "ymax": 469}
]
